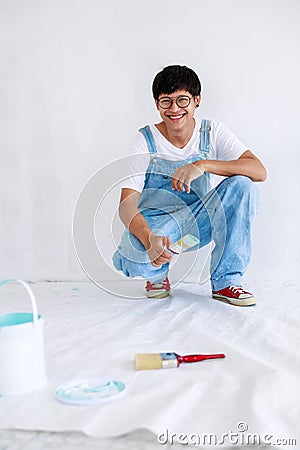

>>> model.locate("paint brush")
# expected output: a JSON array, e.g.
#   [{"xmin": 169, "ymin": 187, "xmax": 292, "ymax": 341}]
[
  {"xmin": 168, "ymin": 234, "xmax": 200, "ymax": 255},
  {"xmin": 135, "ymin": 352, "xmax": 225, "ymax": 370}
]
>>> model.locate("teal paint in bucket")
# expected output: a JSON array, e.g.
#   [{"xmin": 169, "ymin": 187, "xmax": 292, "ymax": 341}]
[
  {"xmin": 0, "ymin": 279, "xmax": 47, "ymax": 396},
  {"xmin": 0, "ymin": 313, "xmax": 41, "ymax": 327}
]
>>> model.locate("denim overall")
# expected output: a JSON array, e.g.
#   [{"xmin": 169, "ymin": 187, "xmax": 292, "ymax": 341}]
[{"xmin": 113, "ymin": 120, "xmax": 259, "ymax": 291}]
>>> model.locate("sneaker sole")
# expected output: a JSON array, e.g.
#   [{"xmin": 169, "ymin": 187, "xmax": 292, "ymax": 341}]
[
  {"xmin": 212, "ymin": 293, "xmax": 256, "ymax": 307},
  {"xmin": 146, "ymin": 291, "xmax": 170, "ymax": 299}
]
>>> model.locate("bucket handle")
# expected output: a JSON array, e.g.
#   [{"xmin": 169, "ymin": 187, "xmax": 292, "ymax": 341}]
[{"xmin": 0, "ymin": 278, "xmax": 39, "ymax": 327}]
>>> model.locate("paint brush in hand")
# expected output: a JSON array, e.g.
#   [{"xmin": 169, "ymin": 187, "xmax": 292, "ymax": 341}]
[{"xmin": 135, "ymin": 352, "xmax": 225, "ymax": 370}]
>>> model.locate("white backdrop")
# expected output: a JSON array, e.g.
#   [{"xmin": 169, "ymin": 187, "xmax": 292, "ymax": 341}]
[{"xmin": 1, "ymin": 0, "xmax": 299, "ymax": 282}]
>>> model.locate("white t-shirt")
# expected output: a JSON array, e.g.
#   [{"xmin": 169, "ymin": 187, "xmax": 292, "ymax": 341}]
[{"xmin": 120, "ymin": 118, "xmax": 248, "ymax": 192}]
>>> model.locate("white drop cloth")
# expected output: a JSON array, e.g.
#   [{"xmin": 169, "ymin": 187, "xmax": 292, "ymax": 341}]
[{"xmin": 0, "ymin": 281, "xmax": 299, "ymax": 449}]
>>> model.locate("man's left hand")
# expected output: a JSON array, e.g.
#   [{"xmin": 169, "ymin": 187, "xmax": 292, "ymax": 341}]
[{"xmin": 170, "ymin": 161, "xmax": 205, "ymax": 193}]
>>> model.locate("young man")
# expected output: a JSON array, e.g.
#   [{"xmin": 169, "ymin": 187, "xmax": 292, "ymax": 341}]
[{"xmin": 113, "ymin": 65, "xmax": 266, "ymax": 306}]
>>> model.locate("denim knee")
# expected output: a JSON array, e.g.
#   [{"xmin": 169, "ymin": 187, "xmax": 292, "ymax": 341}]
[
  {"xmin": 222, "ymin": 175, "xmax": 259, "ymax": 213},
  {"xmin": 227, "ymin": 175, "xmax": 253, "ymax": 190}
]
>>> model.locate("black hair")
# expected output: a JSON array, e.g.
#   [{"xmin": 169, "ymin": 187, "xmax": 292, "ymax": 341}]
[{"xmin": 152, "ymin": 65, "xmax": 201, "ymax": 100}]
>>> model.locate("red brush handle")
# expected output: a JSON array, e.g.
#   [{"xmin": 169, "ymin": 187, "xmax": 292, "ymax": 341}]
[{"xmin": 176, "ymin": 353, "xmax": 225, "ymax": 364}]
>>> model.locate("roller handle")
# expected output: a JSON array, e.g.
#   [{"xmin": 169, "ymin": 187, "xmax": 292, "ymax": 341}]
[{"xmin": 176, "ymin": 353, "xmax": 225, "ymax": 364}]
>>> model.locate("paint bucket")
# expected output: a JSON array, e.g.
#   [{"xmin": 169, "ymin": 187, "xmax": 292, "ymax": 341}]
[{"xmin": 0, "ymin": 279, "xmax": 47, "ymax": 396}]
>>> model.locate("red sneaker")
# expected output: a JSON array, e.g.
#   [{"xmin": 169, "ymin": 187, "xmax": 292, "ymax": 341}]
[
  {"xmin": 212, "ymin": 286, "xmax": 256, "ymax": 306},
  {"xmin": 145, "ymin": 277, "xmax": 171, "ymax": 299}
]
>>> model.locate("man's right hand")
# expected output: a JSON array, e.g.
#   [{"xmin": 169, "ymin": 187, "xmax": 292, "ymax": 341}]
[
  {"xmin": 145, "ymin": 233, "xmax": 173, "ymax": 267},
  {"xmin": 119, "ymin": 189, "xmax": 173, "ymax": 267}
]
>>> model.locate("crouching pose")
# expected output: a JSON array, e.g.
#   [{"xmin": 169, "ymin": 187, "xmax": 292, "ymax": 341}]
[{"xmin": 113, "ymin": 65, "xmax": 266, "ymax": 306}]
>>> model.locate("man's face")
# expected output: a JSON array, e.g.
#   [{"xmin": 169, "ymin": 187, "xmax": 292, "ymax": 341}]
[{"xmin": 155, "ymin": 89, "xmax": 201, "ymax": 130}]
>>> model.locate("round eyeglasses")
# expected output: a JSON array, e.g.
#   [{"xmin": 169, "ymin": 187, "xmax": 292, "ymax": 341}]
[{"xmin": 157, "ymin": 95, "xmax": 193, "ymax": 109}]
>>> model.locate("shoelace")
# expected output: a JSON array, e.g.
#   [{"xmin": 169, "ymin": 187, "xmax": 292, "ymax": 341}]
[
  {"xmin": 146, "ymin": 278, "xmax": 170, "ymax": 291},
  {"xmin": 229, "ymin": 286, "xmax": 249, "ymax": 295}
]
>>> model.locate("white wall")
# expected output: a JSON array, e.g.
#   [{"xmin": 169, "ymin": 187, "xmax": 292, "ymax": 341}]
[{"xmin": 1, "ymin": 0, "xmax": 299, "ymax": 282}]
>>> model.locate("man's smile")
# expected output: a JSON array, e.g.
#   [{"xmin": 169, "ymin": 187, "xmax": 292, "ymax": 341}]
[{"xmin": 166, "ymin": 113, "xmax": 186, "ymax": 121}]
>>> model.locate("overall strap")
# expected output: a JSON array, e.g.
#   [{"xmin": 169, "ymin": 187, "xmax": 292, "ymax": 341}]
[
  {"xmin": 199, "ymin": 119, "xmax": 211, "ymax": 158},
  {"xmin": 138, "ymin": 125, "xmax": 157, "ymax": 154}
]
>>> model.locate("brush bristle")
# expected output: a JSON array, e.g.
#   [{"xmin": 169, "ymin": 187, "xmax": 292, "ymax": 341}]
[{"xmin": 134, "ymin": 353, "xmax": 163, "ymax": 370}]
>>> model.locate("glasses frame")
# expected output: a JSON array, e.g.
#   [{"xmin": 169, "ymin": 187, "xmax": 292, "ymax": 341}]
[{"xmin": 157, "ymin": 95, "xmax": 194, "ymax": 109}]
